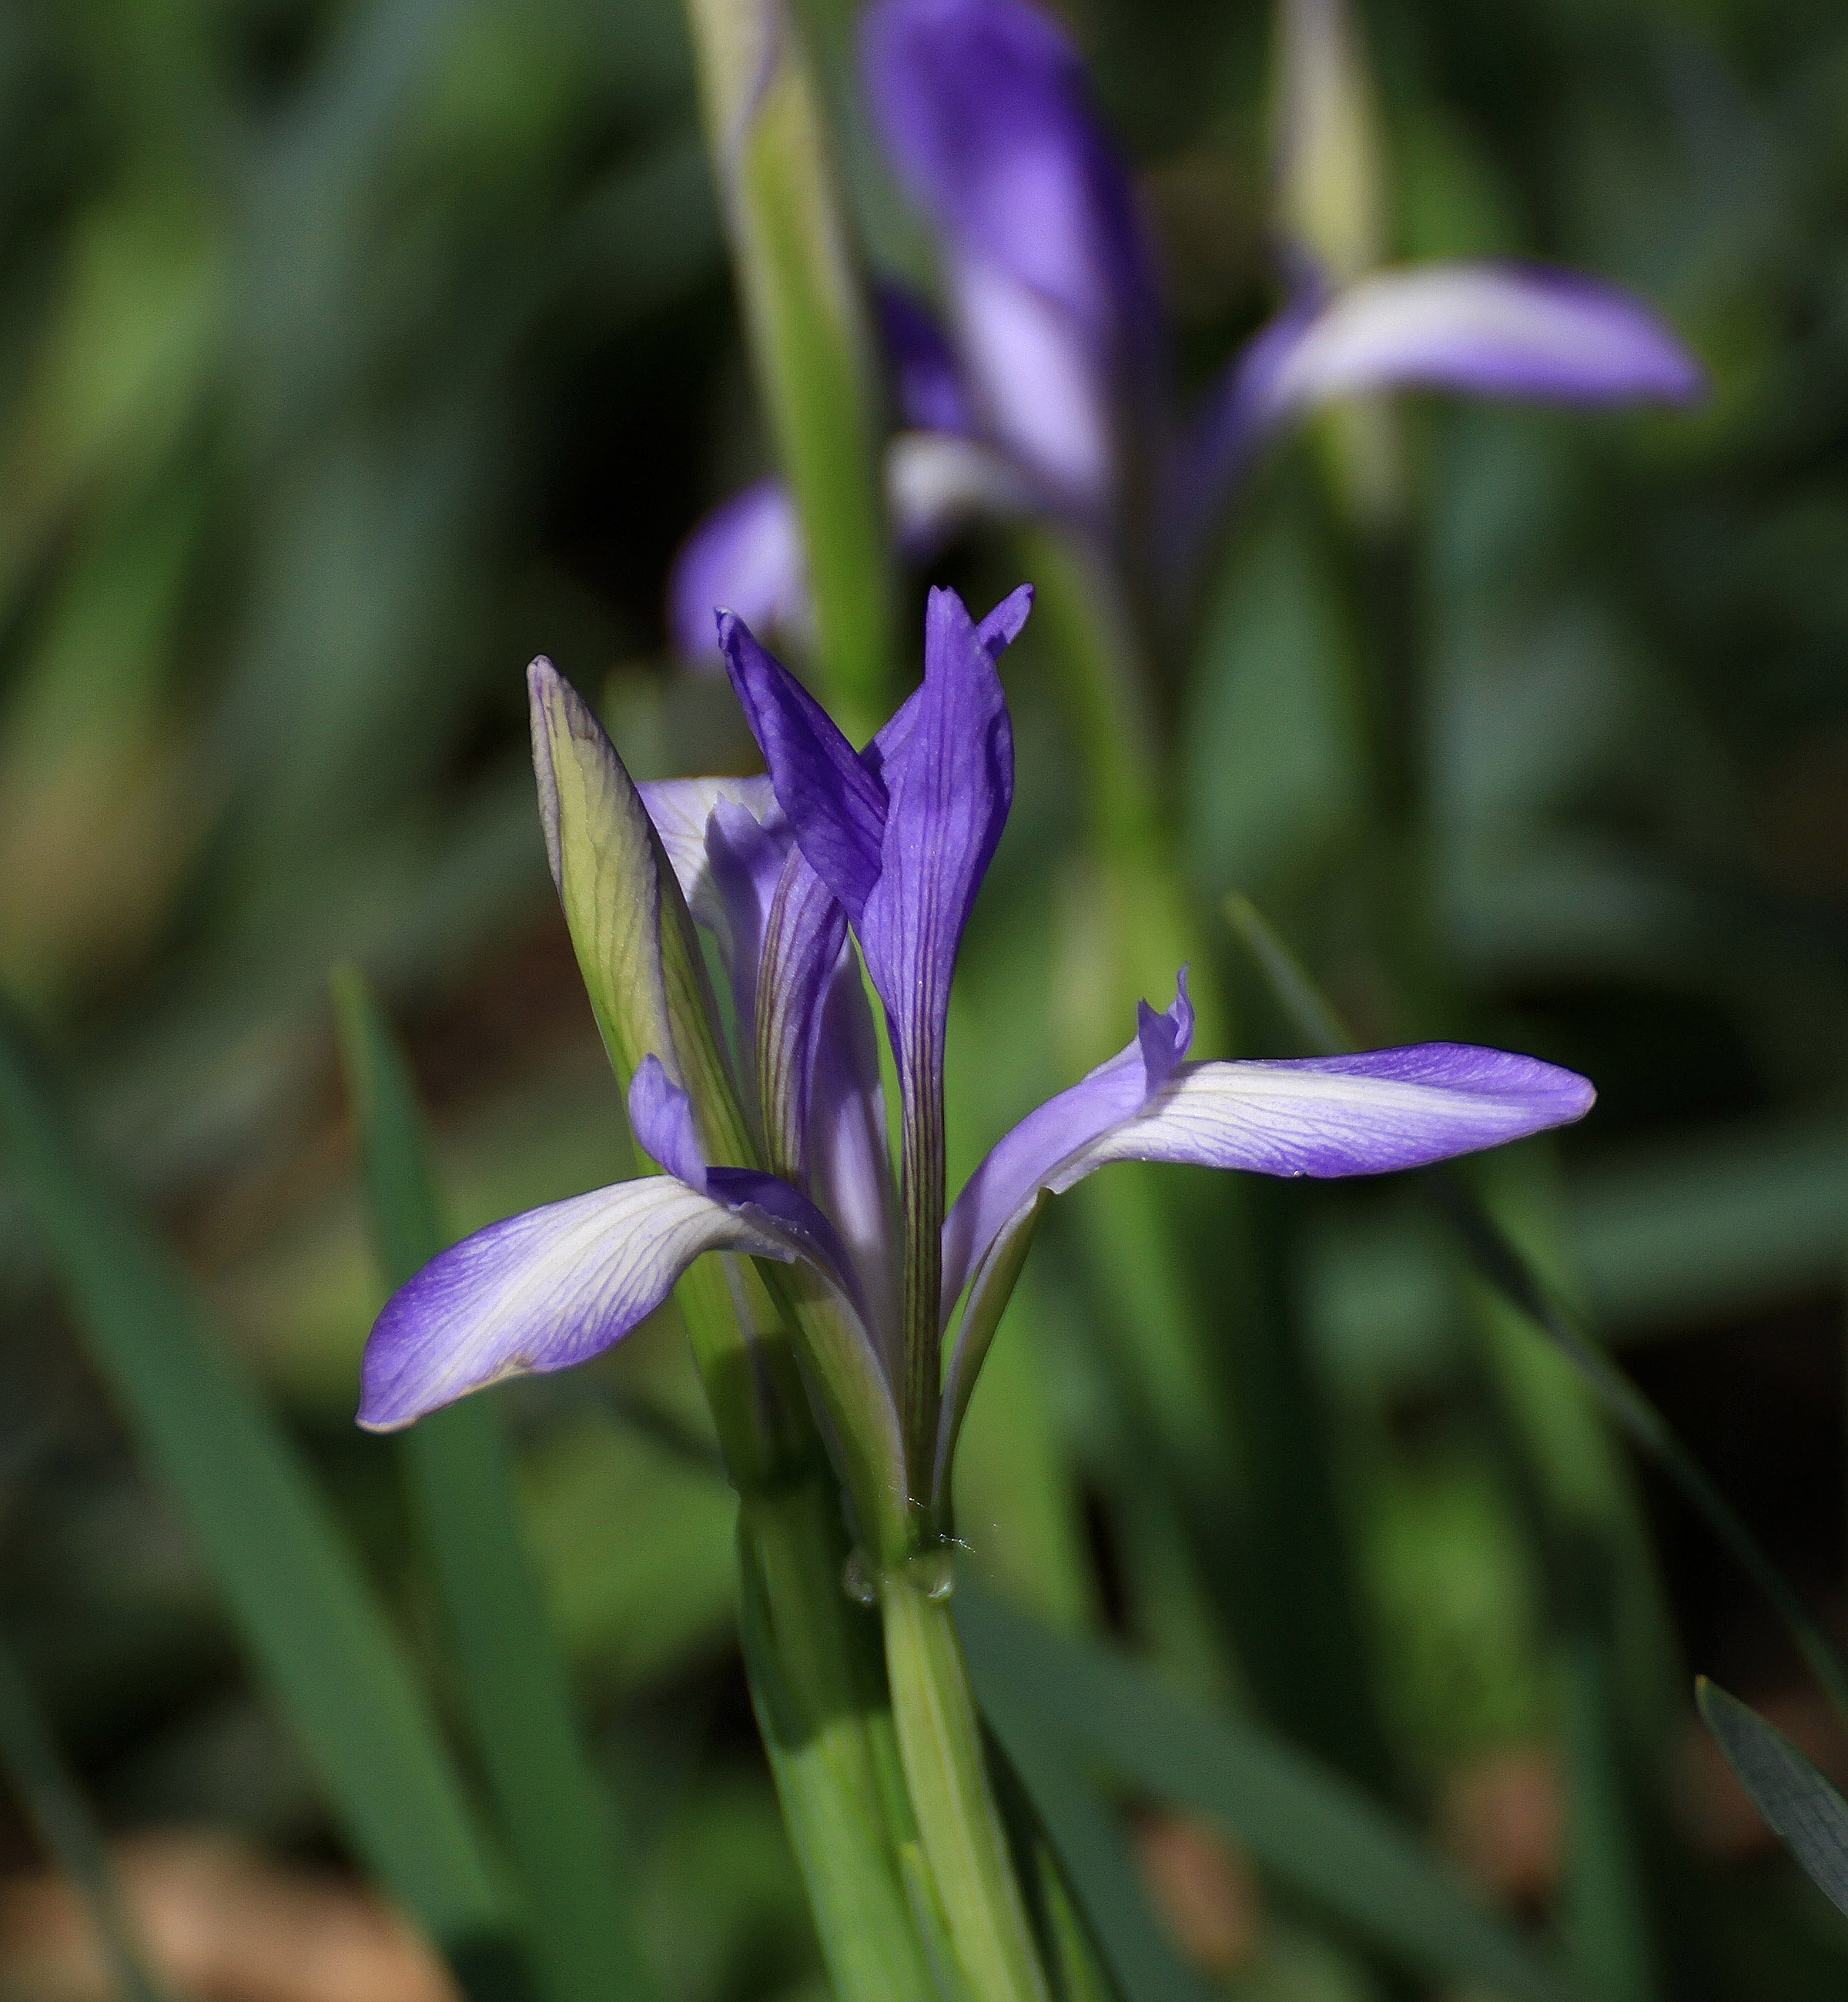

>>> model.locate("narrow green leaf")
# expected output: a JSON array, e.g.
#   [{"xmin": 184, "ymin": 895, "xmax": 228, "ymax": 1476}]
[
  {"xmin": 331, "ymin": 966, "xmax": 662, "ymax": 2002},
  {"xmin": 0, "ymin": 1012, "xmax": 515, "ymax": 1983},
  {"xmin": 958, "ymin": 1588, "xmax": 1578, "ymax": 2002},
  {"xmin": 0, "ymin": 1624, "xmax": 170, "ymax": 2002},
  {"xmin": 975, "ymin": 1640, "xmax": 1214, "ymax": 2002},
  {"xmin": 1225, "ymin": 892, "xmax": 1848, "ymax": 1729},
  {"xmin": 1697, "ymin": 1679, "xmax": 1848, "ymax": 1922}
]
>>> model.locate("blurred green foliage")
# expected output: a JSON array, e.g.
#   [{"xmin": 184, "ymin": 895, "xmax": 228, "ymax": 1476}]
[{"xmin": 2, "ymin": 0, "xmax": 1848, "ymax": 1997}]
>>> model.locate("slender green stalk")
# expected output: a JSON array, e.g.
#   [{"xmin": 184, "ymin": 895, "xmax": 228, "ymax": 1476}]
[
  {"xmin": 681, "ymin": 0, "xmax": 891, "ymax": 732},
  {"xmin": 0, "ymin": 1627, "xmax": 169, "ymax": 2002},
  {"xmin": 738, "ymin": 1485, "xmax": 934, "ymax": 2002},
  {"xmin": 882, "ymin": 1567, "xmax": 1051, "ymax": 2002}
]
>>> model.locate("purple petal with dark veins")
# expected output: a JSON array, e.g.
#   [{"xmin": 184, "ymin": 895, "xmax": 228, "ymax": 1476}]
[
  {"xmin": 719, "ymin": 613, "xmax": 889, "ymax": 920},
  {"xmin": 357, "ymin": 1177, "xmax": 797, "ymax": 1431},
  {"xmin": 668, "ymin": 479, "xmax": 806, "ymax": 668},
  {"xmin": 878, "ymin": 281, "xmax": 976, "ymax": 434},
  {"xmin": 755, "ymin": 846, "xmax": 852, "ymax": 1181},
  {"xmin": 856, "ymin": 586, "xmax": 1015, "ymax": 1070}
]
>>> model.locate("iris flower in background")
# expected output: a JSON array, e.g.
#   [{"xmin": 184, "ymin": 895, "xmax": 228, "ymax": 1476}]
[
  {"xmin": 360, "ymin": 585, "xmax": 1592, "ymax": 1533},
  {"xmin": 669, "ymin": 0, "xmax": 1702, "ymax": 664}
]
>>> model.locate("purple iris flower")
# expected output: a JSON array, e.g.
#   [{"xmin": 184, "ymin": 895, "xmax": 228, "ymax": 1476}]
[
  {"xmin": 668, "ymin": 0, "xmax": 1702, "ymax": 661},
  {"xmin": 359, "ymin": 585, "xmax": 1594, "ymax": 1519}
]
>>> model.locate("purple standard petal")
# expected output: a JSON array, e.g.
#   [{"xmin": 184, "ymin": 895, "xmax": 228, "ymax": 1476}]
[
  {"xmin": 668, "ymin": 480, "xmax": 805, "ymax": 668},
  {"xmin": 357, "ymin": 1177, "xmax": 798, "ymax": 1431},
  {"xmin": 862, "ymin": 0, "xmax": 1162, "ymax": 509},
  {"xmin": 878, "ymin": 281, "xmax": 976, "ymax": 434},
  {"xmin": 719, "ymin": 612, "xmax": 889, "ymax": 919},
  {"xmin": 637, "ymin": 776, "xmax": 784, "ymax": 936},
  {"xmin": 856, "ymin": 586, "xmax": 1015, "ymax": 1062}
]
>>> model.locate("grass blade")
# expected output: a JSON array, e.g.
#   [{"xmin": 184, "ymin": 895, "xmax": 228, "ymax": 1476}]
[
  {"xmin": 959, "ymin": 1586, "xmax": 1577, "ymax": 2002},
  {"xmin": 1224, "ymin": 892, "xmax": 1848, "ymax": 1729},
  {"xmin": 0, "ymin": 1623, "xmax": 170, "ymax": 2002},
  {"xmin": 0, "ymin": 1009, "xmax": 517, "ymax": 1990},
  {"xmin": 331, "ymin": 966, "xmax": 661, "ymax": 2002},
  {"xmin": 975, "ymin": 1633, "xmax": 1214, "ymax": 2002},
  {"xmin": 1697, "ymin": 1679, "xmax": 1848, "ymax": 1920}
]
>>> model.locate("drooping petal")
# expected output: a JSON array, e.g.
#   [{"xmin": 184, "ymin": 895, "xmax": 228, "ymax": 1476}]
[
  {"xmin": 357, "ymin": 1177, "xmax": 798, "ymax": 1431},
  {"xmin": 1177, "ymin": 262, "xmax": 1703, "ymax": 551},
  {"xmin": 1073, "ymin": 1043, "xmax": 1595, "ymax": 1183},
  {"xmin": 668, "ymin": 479, "xmax": 806, "ymax": 668},
  {"xmin": 1264, "ymin": 263, "xmax": 1705, "ymax": 413},
  {"xmin": 877, "ymin": 281, "xmax": 976, "ymax": 434},
  {"xmin": 719, "ymin": 612, "xmax": 889, "ymax": 920},
  {"xmin": 862, "ymin": 0, "xmax": 1162, "ymax": 511}
]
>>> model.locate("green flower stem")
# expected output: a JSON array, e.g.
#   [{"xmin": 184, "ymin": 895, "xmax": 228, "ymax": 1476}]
[
  {"xmin": 739, "ymin": 1485, "xmax": 934, "ymax": 2002},
  {"xmin": 881, "ymin": 1565, "xmax": 1051, "ymax": 2002},
  {"xmin": 682, "ymin": 0, "xmax": 892, "ymax": 733},
  {"xmin": 675, "ymin": 1257, "xmax": 936, "ymax": 2002}
]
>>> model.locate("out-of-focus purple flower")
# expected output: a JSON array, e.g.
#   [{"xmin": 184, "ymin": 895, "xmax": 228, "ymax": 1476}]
[
  {"xmin": 360, "ymin": 587, "xmax": 1595, "ymax": 1509},
  {"xmin": 668, "ymin": 0, "xmax": 1702, "ymax": 661}
]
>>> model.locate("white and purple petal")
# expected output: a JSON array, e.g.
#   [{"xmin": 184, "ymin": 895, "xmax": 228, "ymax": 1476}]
[
  {"xmin": 1173, "ymin": 262, "xmax": 1702, "ymax": 570},
  {"xmin": 1071, "ymin": 1043, "xmax": 1595, "ymax": 1184},
  {"xmin": 357, "ymin": 1177, "xmax": 798, "ymax": 1431}
]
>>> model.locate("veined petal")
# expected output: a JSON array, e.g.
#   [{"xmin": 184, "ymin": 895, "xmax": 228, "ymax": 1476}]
[
  {"xmin": 857, "ymin": 586, "xmax": 1015, "ymax": 1061},
  {"xmin": 719, "ymin": 612, "xmax": 889, "ymax": 921},
  {"xmin": 357, "ymin": 1177, "xmax": 797, "ymax": 1431},
  {"xmin": 668, "ymin": 480, "xmax": 806, "ymax": 668},
  {"xmin": 862, "ymin": 0, "xmax": 1162, "ymax": 511},
  {"xmin": 755, "ymin": 847, "xmax": 851, "ymax": 1180},
  {"xmin": 1069, "ymin": 1043, "xmax": 1594, "ymax": 1183}
]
